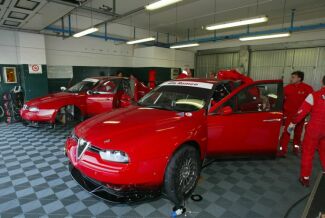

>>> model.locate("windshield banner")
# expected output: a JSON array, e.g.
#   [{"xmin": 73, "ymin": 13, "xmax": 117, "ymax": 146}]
[{"xmin": 161, "ymin": 81, "xmax": 213, "ymax": 89}]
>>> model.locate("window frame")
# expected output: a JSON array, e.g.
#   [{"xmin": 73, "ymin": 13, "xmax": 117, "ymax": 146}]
[{"xmin": 213, "ymin": 81, "xmax": 283, "ymax": 115}]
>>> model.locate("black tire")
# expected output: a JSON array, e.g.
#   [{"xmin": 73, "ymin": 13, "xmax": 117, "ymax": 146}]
[{"xmin": 163, "ymin": 145, "xmax": 201, "ymax": 205}]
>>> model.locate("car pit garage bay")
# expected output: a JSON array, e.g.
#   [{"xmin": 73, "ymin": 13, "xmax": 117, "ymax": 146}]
[{"xmin": 0, "ymin": 0, "xmax": 325, "ymax": 217}]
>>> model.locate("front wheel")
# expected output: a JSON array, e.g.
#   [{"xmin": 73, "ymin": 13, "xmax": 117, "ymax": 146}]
[{"xmin": 163, "ymin": 145, "xmax": 201, "ymax": 205}]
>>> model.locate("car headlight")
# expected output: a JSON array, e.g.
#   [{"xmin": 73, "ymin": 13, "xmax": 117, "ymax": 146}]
[
  {"xmin": 29, "ymin": 107, "xmax": 39, "ymax": 112},
  {"xmin": 99, "ymin": 150, "xmax": 129, "ymax": 163}
]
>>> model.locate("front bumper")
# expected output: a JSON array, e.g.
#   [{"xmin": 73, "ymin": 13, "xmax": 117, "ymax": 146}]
[
  {"xmin": 20, "ymin": 109, "xmax": 56, "ymax": 123},
  {"xmin": 69, "ymin": 163, "xmax": 161, "ymax": 203}
]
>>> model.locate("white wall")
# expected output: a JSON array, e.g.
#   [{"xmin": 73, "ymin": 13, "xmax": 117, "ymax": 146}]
[
  {"xmin": 45, "ymin": 35, "xmax": 134, "ymax": 67},
  {"xmin": 0, "ymin": 29, "xmax": 194, "ymax": 69},
  {"xmin": 45, "ymin": 35, "xmax": 195, "ymax": 68},
  {"xmin": 0, "ymin": 29, "xmax": 46, "ymax": 64},
  {"xmin": 133, "ymin": 46, "xmax": 194, "ymax": 68}
]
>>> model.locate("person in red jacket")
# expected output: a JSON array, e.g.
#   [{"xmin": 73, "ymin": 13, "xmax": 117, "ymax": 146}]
[
  {"xmin": 177, "ymin": 68, "xmax": 192, "ymax": 79},
  {"xmin": 216, "ymin": 69, "xmax": 253, "ymax": 84},
  {"xmin": 288, "ymin": 75, "xmax": 325, "ymax": 186},
  {"xmin": 277, "ymin": 71, "xmax": 314, "ymax": 157}
]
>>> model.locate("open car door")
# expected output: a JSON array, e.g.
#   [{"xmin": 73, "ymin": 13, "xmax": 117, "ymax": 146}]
[
  {"xmin": 86, "ymin": 80, "xmax": 117, "ymax": 116},
  {"xmin": 207, "ymin": 80, "xmax": 284, "ymax": 156},
  {"xmin": 129, "ymin": 75, "xmax": 151, "ymax": 102}
]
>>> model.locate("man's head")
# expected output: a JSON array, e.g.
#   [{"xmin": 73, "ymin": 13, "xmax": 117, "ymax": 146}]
[
  {"xmin": 209, "ymin": 71, "xmax": 215, "ymax": 79},
  {"xmin": 322, "ymin": 75, "xmax": 325, "ymax": 86},
  {"xmin": 290, "ymin": 71, "xmax": 304, "ymax": 84},
  {"xmin": 116, "ymin": 71, "xmax": 123, "ymax": 77}
]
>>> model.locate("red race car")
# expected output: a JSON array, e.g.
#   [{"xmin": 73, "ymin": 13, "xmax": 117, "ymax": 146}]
[
  {"xmin": 65, "ymin": 78, "xmax": 284, "ymax": 205},
  {"xmin": 21, "ymin": 76, "xmax": 150, "ymax": 127}
]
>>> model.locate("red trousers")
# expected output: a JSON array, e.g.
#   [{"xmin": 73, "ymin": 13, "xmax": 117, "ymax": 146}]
[
  {"xmin": 279, "ymin": 116, "xmax": 305, "ymax": 153},
  {"xmin": 300, "ymin": 127, "xmax": 325, "ymax": 177}
]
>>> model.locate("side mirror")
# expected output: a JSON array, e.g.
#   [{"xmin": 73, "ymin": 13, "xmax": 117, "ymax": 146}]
[
  {"xmin": 86, "ymin": 90, "xmax": 93, "ymax": 95},
  {"xmin": 221, "ymin": 106, "xmax": 233, "ymax": 115},
  {"xmin": 60, "ymin": 86, "xmax": 67, "ymax": 91}
]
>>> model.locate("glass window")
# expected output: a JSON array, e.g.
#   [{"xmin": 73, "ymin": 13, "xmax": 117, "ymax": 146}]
[
  {"xmin": 138, "ymin": 85, "xmax": 212, "ymax": 112},
  {"xmin": 67, "ymin": 80, "xmax": 98, "ymax": 93},
  {"xmin": 217, "ymin": 83, "xmax": 282, "ymax": 114},
  {"xmin": 95, "ymin": 80, "xmax": 119, "ymax": 93}
]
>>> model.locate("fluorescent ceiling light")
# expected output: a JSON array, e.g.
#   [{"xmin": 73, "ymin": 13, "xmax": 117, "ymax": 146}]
[
  {"xmin": 126, "ymin": 37, "xmax": 156, "ymax": 44},
  {"xmin": 73, "ymin": 27, "xmax": 98, "ymax": 37},
  {"xmin": 170, "ymin": 43, "xmax": 199, "ymax": 49},
  {"xmin": 206, "ymin": 15, "xmax": 268, "ymax": 31},
  {"xmin": 145, "ymin": 0, "xmax": 182, "ymax": 10},
  {"xmin": 239, "ymin": 32, "xmax": 291, "ymax": 41}
]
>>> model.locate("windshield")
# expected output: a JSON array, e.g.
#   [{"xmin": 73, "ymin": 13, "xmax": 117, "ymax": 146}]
[
  {"xmin": 93, "ymin": 79, "xmax": 121, "ymax": 94},
  {"xmin": 138, "ymin": 81, "xmax": 213, "ymax": 112},
  {"xmin": 67, "ymin": 79, "xmax": 99, "ymax": 93}
]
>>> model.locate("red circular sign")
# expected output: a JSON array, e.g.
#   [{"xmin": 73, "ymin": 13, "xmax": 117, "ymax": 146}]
[{"xmin": 32, "ymin": 65, "xmax": 39, "ymax": 72}]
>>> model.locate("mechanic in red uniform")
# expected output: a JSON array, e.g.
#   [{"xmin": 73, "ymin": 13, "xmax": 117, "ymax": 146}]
[
  {"xmin": 177, "ymin": 68, "xmax": 192, "ymax": 79},
  {"xmin": 216, "ymin": 69, "xmax": 253, "ymax": 84},
  {"xmin": 288, "ymin": 75, "xmax": 325, "ymax": 186},
  {"xmin": 278, "ymin": 71, "xmax": 314, "ymax": 157},
  {"xmin": 209, "ymin": 71, "xmax": 216, "ymax": 79}
]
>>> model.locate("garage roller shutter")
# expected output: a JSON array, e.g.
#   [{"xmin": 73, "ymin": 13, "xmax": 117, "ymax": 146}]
[
  {"xmin": 250, "ymin": 47, "xmax": 325, "ymax": 90},
  {"xmin": 196, "ymin": 53, "xmax": 239, "ymax": 78}
]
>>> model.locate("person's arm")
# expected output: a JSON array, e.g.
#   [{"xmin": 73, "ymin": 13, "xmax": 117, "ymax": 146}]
[
  {"xmin": 287, "ymin": 94, "xmax": 313, "ymax": 133},
  {"xmin": 293, "ymin": 94, "xmax": 314, "ymax": 124}
]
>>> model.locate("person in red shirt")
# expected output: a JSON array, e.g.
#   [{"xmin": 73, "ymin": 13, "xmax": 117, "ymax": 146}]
[
  {"xmin": 288, "ymin": 75, "xmax": 325, "ymax": 186},
  {"xmin": 216, "ymin": 69, "xmax": 253, "ymax": 84},
  {"xmin": 209, "ymin": 71, "xmax": 216, "ymax": 79},
  {"xmin": 177, "ymin": 68, "xmax": 192, "ymax": 79},
  {"xmin": 278, "ymin": 71, "xmax": 314, "ymax": 157}
]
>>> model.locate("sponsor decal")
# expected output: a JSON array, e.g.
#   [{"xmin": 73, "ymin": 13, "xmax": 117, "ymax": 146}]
[{"xmin": 161, "ymin": 81, "xmax": 213, "ymax": 89}]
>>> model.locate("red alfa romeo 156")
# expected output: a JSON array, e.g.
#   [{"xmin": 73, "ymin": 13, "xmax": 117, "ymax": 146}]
[
  {"xmin": 20, "ymin": 76, "xmax": 150, "ymax": 127},
  {"xmin": 65, "ymin": 78, "xmax": 284, "ymax": 204}
]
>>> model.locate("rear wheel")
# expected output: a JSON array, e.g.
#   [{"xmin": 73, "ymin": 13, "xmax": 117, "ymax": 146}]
[{"xmin": 163, "ymin": 145, "xmax": 201, "ymax": 205}]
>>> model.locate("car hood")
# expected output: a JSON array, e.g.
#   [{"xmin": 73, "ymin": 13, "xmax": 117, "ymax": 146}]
[
  {"xmin": 26, "ymin": 92, "xmax": 78, "ymax": 107},
  {"xmin": 75, "ymin": 105, "xmax": 186, "ymax": 148}
]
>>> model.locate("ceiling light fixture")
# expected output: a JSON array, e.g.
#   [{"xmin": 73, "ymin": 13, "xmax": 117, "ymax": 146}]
[
  {"xmin": 239, "ymin": 32, "xmax": 291, "ymax": 41},
  {"xmin": 145, "ymin": 0, "xmax": 182, "ymax": 10},
  {"xmin": 206, "ymin": 15, "xmax": 268, "ymax": 31},
  {"xmin": 73, "ymin": 27, "xmax": 98, "ymax": 38},
  {"xmin": 170, "ymin": 43, "xmax": 199, "ymax": 49},
  {"xmin": 126, "ymin": 37, "xmax": 156, "ymax": 44}
]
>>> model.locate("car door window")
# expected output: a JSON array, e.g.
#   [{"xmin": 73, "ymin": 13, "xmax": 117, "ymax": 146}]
[
  {"xmin": 217, "ymin": 83, "xmax": 282, "ymax": 114},
  {"xmin": 209, "ymin": 82, "xmax": 234, "ymax": 109},
  {"xmin": 95, "ymin": 80, "xmax": 118, "ymax": 94}
]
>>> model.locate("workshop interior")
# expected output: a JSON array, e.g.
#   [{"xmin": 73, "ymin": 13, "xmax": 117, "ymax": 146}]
[{"xmin": 0, "ymin": 0, "xmax": 325, "ymax": 217}]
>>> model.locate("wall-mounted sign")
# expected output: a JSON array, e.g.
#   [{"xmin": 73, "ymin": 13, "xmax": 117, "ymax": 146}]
[
  {"xmin": 28, "ymin": 64, "xmax": 42, "ymax": 74},
  {"xmin": 3, "ymin": 67, "xmax": 17, "ymax": 83}
]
